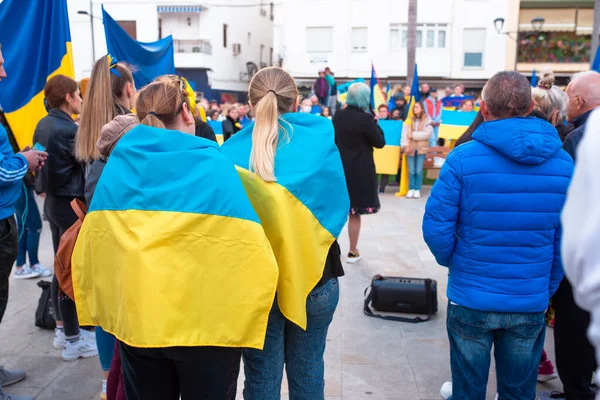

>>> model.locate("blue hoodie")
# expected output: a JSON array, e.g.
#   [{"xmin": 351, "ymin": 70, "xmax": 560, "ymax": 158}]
[
  {"xmin": 0, "ymin": 124, "xmax": 27, "ymax": 220},
  {"xmin": 422, "ymin": 117, "xmax": 574, "ymax": 313}
]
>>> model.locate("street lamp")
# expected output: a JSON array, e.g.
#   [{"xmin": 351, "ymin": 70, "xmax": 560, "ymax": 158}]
[
  {"xmin": 494, "ymin": 16, "xmax": 545, "ymax": 70},
  {"xmin": 78, "ymin": 2, "xmax": 98, "ymax": 65}
]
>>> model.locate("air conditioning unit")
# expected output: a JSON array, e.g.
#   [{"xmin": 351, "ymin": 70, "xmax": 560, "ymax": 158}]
[{"xmin": 233, "ymin": 43, "xmax": 242, "ymax": 56}]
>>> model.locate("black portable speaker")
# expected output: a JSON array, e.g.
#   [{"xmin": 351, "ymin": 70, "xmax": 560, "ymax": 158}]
[{"xmin": 364, "ymin": 275, "xmax": 438, "ymax": 323}]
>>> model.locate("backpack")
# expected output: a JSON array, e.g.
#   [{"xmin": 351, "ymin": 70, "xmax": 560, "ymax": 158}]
[
  {"xmin": 54, "ymin": 199, "xmax": 87, "ymax": 300},
  {"xmin": 35, "ymin": 280, "xmax": 56, "ymax": 330}
]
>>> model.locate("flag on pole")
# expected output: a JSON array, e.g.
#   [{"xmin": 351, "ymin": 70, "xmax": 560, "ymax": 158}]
[
  {"xmin": 0, "ymin": 0, "xmax": 75, "ymax": 148},
  {"xmin": 531, "ymin": 69, "xmax": 538, "ymax": 87},
  {"xmin": 592, "ymin": 46, "xmax": 600, "ymax": 73},
  {"xmin": 397, "ymin": 65, "xmax": 420, "ymax": 197},
  {"xmin": 369, "ymin": 64, "xmax": 387, "ymax": 111},
  {"xmin": 386, "ymin": 82, "xmax": 392, "ymax": 102}
]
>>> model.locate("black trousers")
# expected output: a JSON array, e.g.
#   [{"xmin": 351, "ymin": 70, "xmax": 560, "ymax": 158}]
[
  {"xmin": 44, "ymin": 195, "xmax": 80, "ymax": 337},
  {"xmin": 120, "ymin": 343, "xmax": 242, "ymax": 400},
  {"xmin": 554, "ymin": 278, "xmax": 597, "ymax": 400},
  {"xmin": 0, "ymin": 216, "xmax": 18, "ymax": 324}
]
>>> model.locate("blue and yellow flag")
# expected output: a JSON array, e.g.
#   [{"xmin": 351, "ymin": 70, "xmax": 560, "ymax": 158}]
[
  {"xmin": 374, "ymin": 120, "xmax": 403, "ymax": 175},
  {"xmin": 369, "ymin": 64, "xmax": 387, "ymax": 111},
  {"xmin": 0, "ymin": 0, "xmax": 74, "ymax": 148},
  {"xmin": 396, "ymin": 65, "xmax": 421, "ymax": 196},
  {"xmin": 438, "ymin": 110, "xmax": 478, "ymax": 142},
  {"xmin": 337, "ymin": 78, "xmax": 365, "ymax": 104},
  {"xmin": 72, "ymin": 125, "xmax": 278, "ymax": 349},
  {"xmin": 208, "ymin": 120, "xmax": 224, "ymax": 145},
  {"xmin": 221, "ymin": 113, "xmax": 349, "ymax": 329}
]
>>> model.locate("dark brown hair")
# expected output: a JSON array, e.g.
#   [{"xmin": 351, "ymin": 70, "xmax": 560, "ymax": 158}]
[{"xmin": 44, "ymin": 75, "xmax": 78, "ymax": 109}]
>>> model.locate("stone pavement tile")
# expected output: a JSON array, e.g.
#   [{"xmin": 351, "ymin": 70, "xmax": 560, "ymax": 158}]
[
  {"xmin": 34, "ymin": 357, "xmax": 102, "ymax": 400},
  {"xmin": 1, "ymin": 354, "xmax": 69, "ymax": 390},
  {"xmin": 342, "ymin": 362, "xmax": 420, "ymax": 400}
]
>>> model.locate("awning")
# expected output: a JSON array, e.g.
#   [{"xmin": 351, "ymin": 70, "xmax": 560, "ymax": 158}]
[
  {"xmin": 157, "ymin": 6, "xmax": 202, "ymax": 13},
  {"xmin": 519, "ymin": 8, "xmax": 576, "ymax": 32},
  {"xmin": 576, "ymin": 8, "xmax": 593, "ymax": 35}
]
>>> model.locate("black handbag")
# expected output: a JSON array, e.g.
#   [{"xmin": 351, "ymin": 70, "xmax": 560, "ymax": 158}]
[
  {"xmin": 364, "ymin": 275, "xmax": 438, "ymax": 323},
  {"xmin": 35, "ymin": 280, "xmax": 56, "ymax": 330}
]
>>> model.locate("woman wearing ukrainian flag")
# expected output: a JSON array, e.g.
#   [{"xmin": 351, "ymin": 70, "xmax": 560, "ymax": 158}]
[
  {"xmin": 220, "ymin": 67, "xmax": 350, "ymax": 399},
  {"xmin": 71, "ymin": 75, "xmax": 279, "ymax": 400}
]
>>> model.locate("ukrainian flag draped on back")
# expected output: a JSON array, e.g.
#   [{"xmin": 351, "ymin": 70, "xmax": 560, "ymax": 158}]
[
  {"xmin": 0, "ymin": 0, "xmax": 74, "ymax": 148},
  {"xmin": 72, "ymin": 125, "xmax": 279, "ymax": 349},
  {"xmin": 220, "ymin": 113, "xmax": 349, "ymax": 329}
]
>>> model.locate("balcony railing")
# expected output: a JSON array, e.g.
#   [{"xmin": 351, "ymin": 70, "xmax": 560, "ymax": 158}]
[{"xmin": 174, "ymin": 39, "xmax": 212, "ymax": 55}]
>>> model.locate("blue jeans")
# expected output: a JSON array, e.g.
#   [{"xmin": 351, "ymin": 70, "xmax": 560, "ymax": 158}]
[
  {"xmin": 243, "ymin": 278, "xmax": 339, "ymax": 400},
  {"xmin": 447, "ymin": 304, "xmax": 545, "ymax": 400},
  {"xmin": 430, "ymin": 125, "xmax": 440, "ymax": 147},
  {"xmin": 407, "ymin": 153, "xmax": 426, "ymax": 190},
  {"xmin": 15, "ymin": 185, "xmax": 41, "ymax": 267}
]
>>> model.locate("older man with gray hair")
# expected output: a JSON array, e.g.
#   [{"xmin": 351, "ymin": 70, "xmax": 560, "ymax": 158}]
[
  {"xmin": 553, "ymin": 70, "xmax": 600, "ymax": 400},
  {"xmin": 423, "ymin": 71, "xmax": 574, "ymax": 400}
]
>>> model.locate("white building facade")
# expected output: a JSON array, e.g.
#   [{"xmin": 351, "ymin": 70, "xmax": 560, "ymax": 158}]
[
  {"xmin": 274, "ymin": 0, "xmax": 518, "ymax": 88},
  {"xmin": 67, "ymin": 0, "xmax": 274, "ymax": 101}
]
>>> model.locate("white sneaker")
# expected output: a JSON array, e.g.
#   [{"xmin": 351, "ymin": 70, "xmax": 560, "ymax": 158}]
[
  {"xmin": 81, "ymin": 329, "xmax": 96, "ymax": 341},
  {"xmin": 30, "ymin": 264, "xmax": 52, "ymax": 277},
  {"xmin": 13, "ymin": 266, "xmax": 40, "ymax": 280},
  {"xmin": 347, "ymin": 251, "xmax": 362, "ymax": 264},
  {"xmin": 53, "ymin": 329, "xmax": 67, "ymax": 350},
  {"xmin": 440, "ymin": 382, "xmax": 452, "ymax": 399},
  {"xmin": 406, "ymin": 189, "xmax": 415, "ymax": 198},
  {"xmin": 413, "ymin": 190, "xmax": 421, "ymax": 199},
  {"xmin": 62, "ymin": 336, "xmax": 98, "ymax": 361}
]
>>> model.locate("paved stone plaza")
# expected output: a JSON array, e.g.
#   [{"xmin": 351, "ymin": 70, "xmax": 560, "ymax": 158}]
[{"xmin": 0, "ymin": 190, "xmax": 563, "ymax": 399}]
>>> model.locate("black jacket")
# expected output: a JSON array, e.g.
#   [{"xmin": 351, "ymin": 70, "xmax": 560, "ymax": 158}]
[
  {"xmin": 33, "ymin": 109, "xmax": 84, "ymax": 197},
  {"xmin": 563, "ymin": 110, "xmax": 592, "ymax": 162},
  {"xmin": 222, "ymin": 116, "xmax": 241, "ymax": 142},
  {"xmin": 195, "ymin": 119, "xmax": 217, "ymax": 142},
  {"xmin": 333, "ymin": 105, "xmax": 385, "ymax": 209}
]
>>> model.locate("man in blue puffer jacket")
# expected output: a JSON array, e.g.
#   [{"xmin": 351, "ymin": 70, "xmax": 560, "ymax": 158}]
[{"xmin": 423, "ymin": 71, "xmax": 574, "ymax": 400}]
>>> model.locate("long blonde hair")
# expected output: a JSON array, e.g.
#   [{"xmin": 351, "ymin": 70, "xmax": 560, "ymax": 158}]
[
  {"xmin": 75, "ymin": 55, "xmax": 133, "ymax": 162},
  {"xmin": 136, "ymin": 76, "xmax": 191, "ymax": 129},
  {"xmin": 248, "ymin": 67, "xmax": 298, "ymax": 182}
]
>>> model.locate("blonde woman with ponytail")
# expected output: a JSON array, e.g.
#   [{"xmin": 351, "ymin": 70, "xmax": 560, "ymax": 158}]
[
  {"xmin": 72, "ymin": 75, "xmax": 277, "ymax": 400},
  {"xmin": 221, "ymin": 67, "xmax": 350, "ymax": 399},
  {"xmin": 76, "ymin": 55, "xmax": 135, "ymax": 163}
]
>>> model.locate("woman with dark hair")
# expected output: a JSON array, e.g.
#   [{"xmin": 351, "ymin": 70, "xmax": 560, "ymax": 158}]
[
  {"xmin": 33, "ymin": 74, "xmax": 98, "ymax": 361},
  {"xmin": 454, "ymin": 110, "xmax": 484, "ymax": 147}
]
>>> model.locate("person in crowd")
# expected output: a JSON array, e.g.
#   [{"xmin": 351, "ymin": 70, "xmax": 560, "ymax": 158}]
[
  {"xmin": 554, "ymin": 70, "xmax": 600, "ymax": 400},
  {"xmin": 73, "ymin": 75, "xmax": 278, "ymax": 400},
  {"xmin": 310, "ymin": 95, "xmax": 323, "ymax": 114},
  {"xmin": 459, "ymin": 99, "xmax": 474, "ymax": 112},
  {"xmin": 561, "ymin": 108, "xmax": 600, "ymax": 400},
  {"xmin": 313, "ymin": 70, "xmax": 330, "ymax": 106},
  {"xmin": 195, "ymin": 116, "xmax": 217, "ymax": 142},
  {"xmin": 220, "ymin": 66, "xmax": 348, "ymax": 400},
  {"xmin": 444, "ymin": 86, "xmax": 452, "ymax": 97},
  {"xmin": 13, "ymin": 170, "xmax": 49, "ymax": 279},
  {"xmin": 391, "ymin": 108, "xmax": 402, "ymax": 120},
  {"xmin": 388, "ymin": 84, "xmax": 403, "ymax": 111},
  {"xmin": 424, "ymin": 87, "xmax": 442, "ymax": 147},
  {"xmin": 377, "ymin": 104, "xmax": 389, "ymax": 120},
  {"xmin": 208, "ymin": 109, "xmax": 220, "ymax": 121},
  {"xmin": 333, "ymin": 82, "xmax": 385, "ymax": 263},
  {"xmin": 32, "ymin": 74, "xmax": 99, "ymax": 363},
  {"xmin": 423, "ymin": 71, "xmax": 573, "ymax": 400},
  {"xmin": 454, "ymin": 111, "xmax": 484, "ymax": 147},
  {"xmin": 401, "ymin": 101, "xmax": 432, "ymax": 199},
  {"xmin": 239, "ymin": 103, "xmax": 251, "ymax": 127},
  {"xmin": 221, "ymin": 104, "xmax": 242, "ymax": 142},
  {"xmin": 451, "ymin": 84, "xmax": 465, "ymax": 98},
  {"xmin": 208, "ymin": 99, "xmax": 219, "ymax": 111},
  {"xmin": 300, "ymin": 98, "xmax": 313, "ymax": 113},
  {"xmin": 0, "ymin": 43, "xmax": 48, "ymax": 400},
  {"xmin": 403, "ymin": 85, "xmax": 411, "ymax": 102},
  {"xmin": 532, "ymin": 75, "xmax": 571, "ymax": 142},
  {"xmin": 392, "ymin": 94, "xmax": 408, "ymax": 121},
  {"xmin": 74, "ymin": 55, "xmax": 135, "ymax": 398},
  {"xmin": 321, "ymin": 106, "xmax": 332, "ymax": 119},
  {"xmin": 325, "ymin": 67, "xmax": 338, "ymax": 115},
  {"xmin": 199, "ymin": 98, "xmax": 210, "ymax": 113},
  {"xmin": 420, "ymin": 83, "xmax": 431, "ymax": 99}
]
